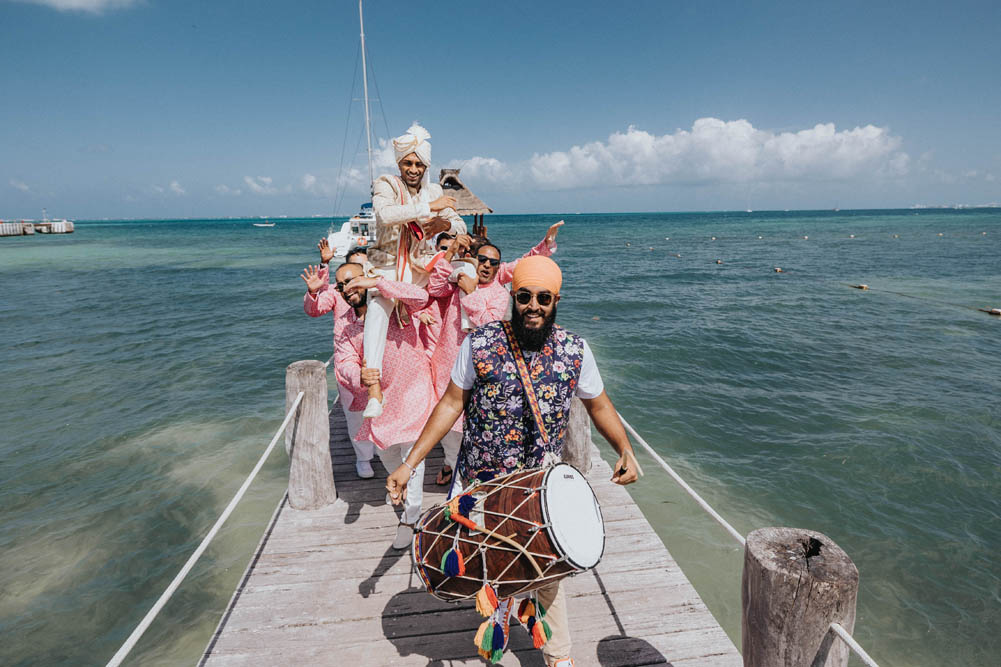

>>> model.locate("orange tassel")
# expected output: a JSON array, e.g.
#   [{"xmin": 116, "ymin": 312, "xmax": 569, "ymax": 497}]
[
  {"xmin": 532, "ymin": 619, "xmax": 549, "ymax": 649},
  {"xmin": 517, "ymin": 599, "xmax": 535, "ymax": 625}
]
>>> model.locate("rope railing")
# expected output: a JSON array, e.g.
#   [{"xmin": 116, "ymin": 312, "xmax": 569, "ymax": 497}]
[
  {"xmin": 615, "ymin": 411, "xmax": 882, "ymax": 667},
  {"xmin": 106, "ymin": 391, "xmax": 305, "ymax": 667},
  {"xmin": 323, "ymin": 353, "xmax": 334, "ymax": 368}
]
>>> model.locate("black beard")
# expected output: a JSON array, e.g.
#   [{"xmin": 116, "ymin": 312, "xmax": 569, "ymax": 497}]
[{"xmin": 511, "ymin": 304, "xmax": 557, "ymax": 351}]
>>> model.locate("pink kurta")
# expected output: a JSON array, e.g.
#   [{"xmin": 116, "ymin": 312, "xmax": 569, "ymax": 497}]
[
  {"xmin": 338, "ymin": 278, "xmax": 435, "ymax": 450},
  {"xmin": 424, "ymin": 239, "xmax": 557, "ymax": 399}
]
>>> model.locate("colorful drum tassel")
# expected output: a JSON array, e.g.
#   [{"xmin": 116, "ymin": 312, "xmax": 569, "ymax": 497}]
[
  {"xmin": 479, "ymin": 619, "xmax": 494, "ymax": 654},
  {"xmin": 517, "ymin": 598, "xmax": 536, "ymax": 624},
  {"xmin": 531, "ymin": 618, "xmax": 552, "ymax": 649},
  {"xmin": 458, "ymin": 494, "xmax": 476, "ymax": 517},
  {"xmin": 474, "ymin": 618, "xmax": 490, "ymax": 651},
  {"xmin": 475, "ymin": 583, "xmax": 499, "ymax": 617},
  {"xmin": 439, "ymin": 548, "xmax": 465, "ymax": 577}
]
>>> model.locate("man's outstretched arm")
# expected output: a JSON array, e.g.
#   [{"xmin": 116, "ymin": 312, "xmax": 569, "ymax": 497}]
[
  {"xmin": 581, "ymin": 390, "xmax": 639, "ymax": 485},
  {"xmin": 386, "ymin": 381, "xmax": 470, "ymax": 503}
]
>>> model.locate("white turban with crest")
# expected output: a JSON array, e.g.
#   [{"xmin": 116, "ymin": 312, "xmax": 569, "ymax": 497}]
[{"xmin": 393, "ymin": 123, "xmax": 432, "ymax": 186}]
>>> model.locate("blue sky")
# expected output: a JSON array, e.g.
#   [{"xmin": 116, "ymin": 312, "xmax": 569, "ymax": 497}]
[{"xmin": 2, "ymin": 0, "xmax": 999, "ymax": 219}]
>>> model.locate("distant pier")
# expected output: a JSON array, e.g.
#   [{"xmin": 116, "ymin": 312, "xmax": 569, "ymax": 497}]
[{"xmin": 0, "ymin": 220, "xmax": 74, "ymax": 237}]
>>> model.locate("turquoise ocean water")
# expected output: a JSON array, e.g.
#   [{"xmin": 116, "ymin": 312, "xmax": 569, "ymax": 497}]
[{"xmin": 1, "ymin": 210, "xmax": 998, "ymax": 665}]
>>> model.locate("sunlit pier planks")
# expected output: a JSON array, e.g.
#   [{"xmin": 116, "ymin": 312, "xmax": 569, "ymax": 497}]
[{"xmin": 200, "ymin": 402, "xmax": 741, "ymax": 666}]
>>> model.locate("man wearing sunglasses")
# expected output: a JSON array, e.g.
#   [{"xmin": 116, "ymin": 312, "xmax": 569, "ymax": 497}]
[
  {"xmin": 315, "ymin": 261, "xmax": 437, "ymax": 549},
  {"xmin": 387, "ymin": 256, "xmax": 639, "ymax": 667},
  {"xmin": 302, "ymin": 247, "xmax": 374, "ymax": 479}
]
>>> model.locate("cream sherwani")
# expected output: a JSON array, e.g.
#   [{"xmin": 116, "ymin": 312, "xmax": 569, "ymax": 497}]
[{"xmin": 362, "ymin": 174, "xmax": 466, "ymax": 376}]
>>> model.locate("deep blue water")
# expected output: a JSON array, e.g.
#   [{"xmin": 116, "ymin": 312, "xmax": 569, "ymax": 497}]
[{"xmin": 1, "ymin": 209, "xmax": 998, "ymax": 665}]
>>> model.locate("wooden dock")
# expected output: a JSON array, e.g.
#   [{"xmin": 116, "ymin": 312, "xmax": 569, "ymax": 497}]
[{"xmin": 201, "ymin": 400, "xmax": 742, "ymax": 666}]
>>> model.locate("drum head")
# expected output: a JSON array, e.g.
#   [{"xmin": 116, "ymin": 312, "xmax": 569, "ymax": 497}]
[{"xmin": 542, "ymin": 463, "xmax": 604, "ymax": 569}]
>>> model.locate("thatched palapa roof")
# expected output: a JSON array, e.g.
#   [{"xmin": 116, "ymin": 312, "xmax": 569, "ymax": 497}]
[{"xmin": 439, "ymin": 169, "xmax": 492, "ymax": 216}]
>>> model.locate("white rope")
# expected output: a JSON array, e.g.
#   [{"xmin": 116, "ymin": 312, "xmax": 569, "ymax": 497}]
[
  {"xmin": 106, "ymin": 391, "xmax": 305, "ymax": 667},
  {"xmin": 615, "ymin": 413, "xmax": 880, "ymax": 665},
  {"xmin": 616, "ymin": 411, "xmax": 746, "ymax": 547},
  {"xmin": 830, "ymin": 622, "xmax": 881, "ymax": 667},
  {"xmin": 323, "ymin": 353, "xmax": 334, "ymax": 368}
]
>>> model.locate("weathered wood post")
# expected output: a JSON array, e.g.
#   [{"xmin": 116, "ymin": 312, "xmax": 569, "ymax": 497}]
[
  {"xmin": 285, "ymin": 360, "xmax": 336, "ymax": 510},
  {"xmin": 741, "ymin": 527, "xmax": 858, "ymax": 667},
  {"xmin": 561, "ymin": 397, "xmax": 593, "ymax": 474}
]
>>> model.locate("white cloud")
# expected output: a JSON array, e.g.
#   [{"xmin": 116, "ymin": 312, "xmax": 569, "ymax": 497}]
[
  {"xmin": 9, "ymin": 179, "xmax": 30, "ymax": 192},
  {"xmin": 13, "ymin": 0, "xmax": 141, "ymax": 13},
  {"xmin": 169, "ymin": 180, "xmax": 185, "ymax": 195},
  {"xmin": 152, "ymin": 185, "xmax": 165, "ymax": 194},
  {"xmin": 524, "ymin": 119, "xmax": 909, "ymax": 189},
  {"xmin": 451, "ymin": 156, "xmax": 514, "ymax": 186},
  {"xmin": 214, "ymin": 184, "xmax": 242, "ymax": 196},
  {"xmin": 242, "ymin": 175, "xmax": 292, "ymax": 196}
]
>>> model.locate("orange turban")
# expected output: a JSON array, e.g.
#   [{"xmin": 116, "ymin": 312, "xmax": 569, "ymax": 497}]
[{"xmin": 512, "ymin": 256, "xmax": 562, "ymax": 294}]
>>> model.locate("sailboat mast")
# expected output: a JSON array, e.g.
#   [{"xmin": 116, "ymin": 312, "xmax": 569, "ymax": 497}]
[{"xmin": 358, "ymin": 0, "xmax": 375, "ymax": 192}]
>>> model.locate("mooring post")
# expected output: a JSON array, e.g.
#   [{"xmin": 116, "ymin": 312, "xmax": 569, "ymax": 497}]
[
  {"xmin": 562, "ymin": 397, "xmax": 593, "ymax": 474},
  {"xmin": 741, "ymin": 527, "xmax": 859, "ymax": 667},
  {"xmin": 284, "ymin": 360, "xmax": 336, "ymax": 509}
]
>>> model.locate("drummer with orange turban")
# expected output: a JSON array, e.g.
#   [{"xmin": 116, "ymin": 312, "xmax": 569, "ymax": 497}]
[{"xmin": 388, "ymin": 255, "xmax": 639, "ymax": 667}]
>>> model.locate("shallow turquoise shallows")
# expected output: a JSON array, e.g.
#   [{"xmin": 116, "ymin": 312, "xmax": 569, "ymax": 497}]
[{"xmin": 1, "ymin": 210, "xmax": 998, "ymax": 666}]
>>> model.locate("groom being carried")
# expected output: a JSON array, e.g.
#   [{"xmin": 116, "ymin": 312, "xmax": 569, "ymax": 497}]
[{"xmin": 359, "ymin": 123, "xmax": 466, "ymax": 418}]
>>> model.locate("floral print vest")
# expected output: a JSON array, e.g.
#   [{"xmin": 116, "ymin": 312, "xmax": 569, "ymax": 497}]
[{"xmin": 458, "ymin": 320, "xmax": 584, "ymax": 481}]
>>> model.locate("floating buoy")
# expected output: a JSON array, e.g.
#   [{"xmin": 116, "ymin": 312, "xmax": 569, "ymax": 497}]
[
  {"xmin": 851, "ymin": 284, "xmax": 869, "ymax": 290},
  {"xmin": 758, "ymin": 235, "xmax": 763, "ymax": 239},
  {"xmin": 803, "ymin": 235, "xmax": 809, "ymax": 240},
  {"xmin": 938, "ymin": 233, "xmax": 944, "ymax": 237},
  {"xmin": 849, "ymin": 234, "xmax": 855, "ymax": 239},
  {"xmin": 715, "ymin": 259, "xmax": 723, "ymax": 264},
  {"xmin": 982, "ymin": 232, "xmax": 987, "ymax": 235},
  {"xmin": 774, "ymin": 267, "xmax": 784, "ymax": 273},
  {"xmin": 893, "ymin": 234, "xmax": 900, "ymax": 238},
  {"xmin": 674, "ymin": 253, "xmax": 682, "ymax": 258},
  {"xmin": 592, "ymin": 316, "xmax": 601, "ymax": 321},
  {"xmin": 665, "ymin": 237, "xmax": 670, "ymax": 240},
  {"xmin": 649, "ymin": 247, "xmax": 654, "ymax": 251},
  {"xmin": 626, "ymin": 242, "xmax": 631, "ymax": 246},
  {"xmin": 711, "ymin": 236, "xmax": 717, "ymax": 241}
]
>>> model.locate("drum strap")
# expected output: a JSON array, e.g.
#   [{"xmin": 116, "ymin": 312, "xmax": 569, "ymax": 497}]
[{"xmin": 501, "ymin": 320, "xmax": 550, "ymax": 445}]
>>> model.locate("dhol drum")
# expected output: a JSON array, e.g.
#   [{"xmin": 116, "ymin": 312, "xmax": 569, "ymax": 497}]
[{"xmin": 412, "ymin": 463, "xmax": 604, "ymax": 601}]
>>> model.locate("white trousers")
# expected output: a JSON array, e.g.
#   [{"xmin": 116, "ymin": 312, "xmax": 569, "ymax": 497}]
[
  {"xmin": 376, "ymin": 441, "xmax": 424, "ymax": 525},
  {"xmin": 441, "ymin": 430, "xmax": 462, "ymax": 469},
  {"xmin": 337, "ymin": 384, "xmax": 374, "ymax": 463},
  {"xmin": 449, "ymin": 259, "xmax": 477, "ymax": 331}
]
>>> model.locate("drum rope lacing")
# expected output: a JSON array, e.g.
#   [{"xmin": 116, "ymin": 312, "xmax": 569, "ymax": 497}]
[{"xmin": 415, "ymin": 471, "xmax": 575, "ymax": 600}]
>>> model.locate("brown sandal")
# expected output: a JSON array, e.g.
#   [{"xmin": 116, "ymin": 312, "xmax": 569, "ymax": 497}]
[{"xmin": 435, "ymin": 465, "xmax": 453, "ymax": 486}]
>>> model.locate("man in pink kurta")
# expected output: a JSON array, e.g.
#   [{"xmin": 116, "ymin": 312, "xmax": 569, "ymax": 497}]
[
  {"xmin": 301, "ymin": 246, "xmax": 374, "ymax": 478},
  {"xmin": 337, "ymin": 266, "xmax": 436, "ymax": 548}
]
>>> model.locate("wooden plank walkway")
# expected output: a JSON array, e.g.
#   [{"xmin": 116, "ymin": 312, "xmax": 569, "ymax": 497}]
[{"xmin": 201, "ymin": 402, "xmax": 741, "ymax": 666}]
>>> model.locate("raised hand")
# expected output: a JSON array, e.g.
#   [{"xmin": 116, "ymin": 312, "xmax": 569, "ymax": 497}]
[
  {"xmin": 446, "ymin": 234, "xmax": 472, "ymax": 260},
  {"xmin": 417, "ymin": 311, "xmax": 437, "ymax": 326},
  {"xmin": 344, "ymin": 275, "xmax": 378, "ymax": 295},
  {"xmin": 544, "ymin": 220, "xmax": 565, "ymax": 247},
  {"xmin": 318, "ymin": 238, "xmax": 336, "ymax": 264},
  {"xmin": 300, "ymin": 264, "xmax": 325, "ymax": 295},
  {"xmin": 429, "ymin": 194, "xmax": 457, "ymax": 213}
]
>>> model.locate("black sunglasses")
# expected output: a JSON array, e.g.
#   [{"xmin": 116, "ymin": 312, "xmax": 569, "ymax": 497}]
[
  {"xmin": 513, "ymin": 290, "xmax": 555, "ymax": 306},
  {"xmin": 334, "ymin": 281, "xmax": 350, "ymax": 292},
  {"xmin": 477, "ymin": 254, "xmax": 501, "ymax": 267}
]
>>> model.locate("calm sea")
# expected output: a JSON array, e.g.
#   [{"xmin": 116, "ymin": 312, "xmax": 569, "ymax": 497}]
[{"xmin": 1, "ymin": 210, "xmax": 998, "ymax": 666}]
